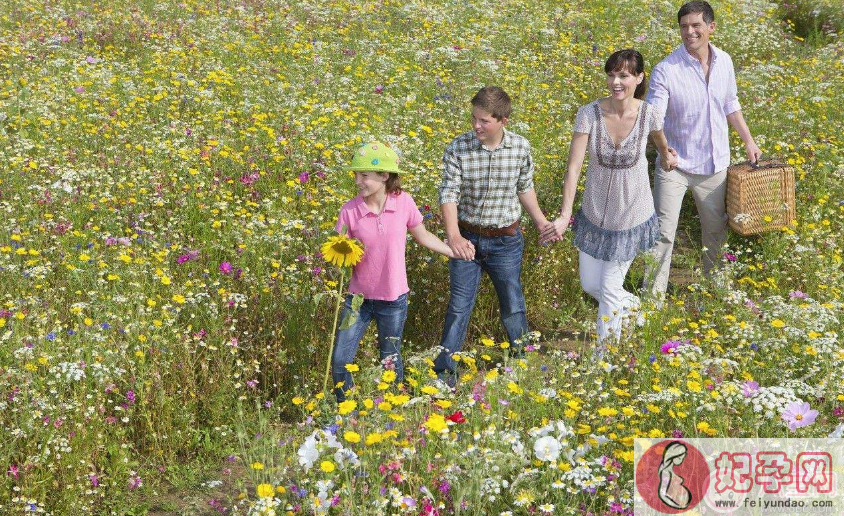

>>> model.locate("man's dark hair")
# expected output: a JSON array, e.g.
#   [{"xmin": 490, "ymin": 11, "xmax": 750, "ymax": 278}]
[
  {"xmin": 677, "ymin": 1, "xmax": 715, "ymax": 24},
  {"xmin": 471, "ymin": 86, "xmax": 512, "ymax": 121}
]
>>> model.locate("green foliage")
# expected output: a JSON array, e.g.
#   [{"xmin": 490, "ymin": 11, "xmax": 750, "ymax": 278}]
[{"xmin": 774, "ymin": 0, "xmax": 843, "ymax": 47}]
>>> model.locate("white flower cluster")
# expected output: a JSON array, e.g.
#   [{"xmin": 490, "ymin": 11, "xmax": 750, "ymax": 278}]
[
  {"xmin": 724, "ymin": 289, "xmax": 748, "ymax": 305},
  {"xmin": 782, "ymin": 379, "xmax": 823, "ymax": 400},
  {"xmin": 296, "ymin": 428, "xmax": 359, "ymax": 472},
  {"xmin": 480, "ymin": 476, "xmax": 505, "ymax": 503},
  {"xmin": 562, "ymin": 459, "xmax": 606, "ymax": 492},
  {"xmin": 530, "ymin": 421, "xmax": 577, "ymax": 464},
  {"xmin": 53, "ymin": 362, "xmax": 86, "ymax": 382},
  {"xmin": 500, "ymin": 430, "xmax": 525, "ymax": 457},
  {"xmin": 699, "ymin": 357, "xmax": 741, "ymax": 375},
  {"xmin": 674, "ymin": 343, "xmax": 704, "ymax": 361},
  {"xmin": 717, "ymin": 380, "xmax": 748, "ymax": 407},
  {"xmin": 811, "ymin": 334, "xmax": 839, "ymax": 355},
  {"xmin": 637, "ymin": 389, "xmax": 683, "ymax": 404},
  {"xmin": 748, "ymin": 386, "xmax": 800, "ymax": 419},
  {"xmin": 538, "ymin": 387, "xmax": 558, "ymax": 399}
]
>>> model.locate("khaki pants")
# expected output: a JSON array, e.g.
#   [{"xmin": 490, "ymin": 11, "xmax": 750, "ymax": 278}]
[{"xmin": 645, "ymin": 166, "xmax": 728, "ymax": 296}]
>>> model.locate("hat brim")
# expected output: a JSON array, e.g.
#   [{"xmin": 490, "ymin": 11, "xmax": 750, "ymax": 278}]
[{"xmin": 348, "ymin": 166, "xmax": 402, "ymax": 174}]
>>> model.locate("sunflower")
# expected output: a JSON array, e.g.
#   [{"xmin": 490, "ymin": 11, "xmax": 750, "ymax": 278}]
[{"xmin": 321, "ymin": 234, "xmax": 364, "ymax": 268}]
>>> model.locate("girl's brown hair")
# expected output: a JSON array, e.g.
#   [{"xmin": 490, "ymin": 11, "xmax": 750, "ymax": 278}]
[{"xmin": 385, "ymin": 173, "xmax": 402, "ymax": 194}]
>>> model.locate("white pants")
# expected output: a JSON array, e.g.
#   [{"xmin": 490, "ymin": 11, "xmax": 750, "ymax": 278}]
[
  {"xmin": 579, "ymin": 251, "xmax": 639, "ymax": 343},
  {"xmin": 645, "ymin": 166, "xmax": 728, "ymax": 296}
]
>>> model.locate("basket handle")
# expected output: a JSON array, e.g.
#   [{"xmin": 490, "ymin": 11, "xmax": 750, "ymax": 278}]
[{"xmin": 748, "ymin": 158, "xmax": 787, "ymax": 170}]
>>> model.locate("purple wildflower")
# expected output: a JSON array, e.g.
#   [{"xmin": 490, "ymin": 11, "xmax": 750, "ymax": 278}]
[{"xmin": 742, "ymin": 381, "xmax": 760, "ymax": 397}]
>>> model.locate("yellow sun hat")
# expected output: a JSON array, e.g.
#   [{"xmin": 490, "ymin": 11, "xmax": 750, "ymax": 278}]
[{"xmin": 348, "ymin": 141, "xmax": 402, "ymax": 174}]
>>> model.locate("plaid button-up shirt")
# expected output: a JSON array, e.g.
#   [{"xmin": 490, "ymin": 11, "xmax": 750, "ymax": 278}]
[{"xmin": 438, "ymin": 129, "xmax": 535, "ymax": 228}]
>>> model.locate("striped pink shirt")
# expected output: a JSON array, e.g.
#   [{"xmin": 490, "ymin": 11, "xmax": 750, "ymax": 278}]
[{"xmin": 646, "ymin": 44, "xmax": 742, "ymax": 175}]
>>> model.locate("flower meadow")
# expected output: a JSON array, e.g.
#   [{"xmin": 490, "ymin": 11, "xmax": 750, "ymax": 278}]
[{"xmin": 0, "ymin": 0, "xmax": 842, "ymax": 514}]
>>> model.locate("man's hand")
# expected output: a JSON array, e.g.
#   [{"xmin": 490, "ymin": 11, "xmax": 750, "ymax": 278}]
[
  {"xmin": 446, "ymin": 234, "xmax": 475, "ymax": 261},
  {"xmin": 745, "ymin": 141, "xmax": 762, "ymax": 164}
]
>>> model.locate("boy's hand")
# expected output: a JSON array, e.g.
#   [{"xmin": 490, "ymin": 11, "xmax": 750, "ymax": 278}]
[
  {"xmin": 537, "ymin": 220, "xmax": 557, "ymax": 244},
  {"xmin": 540, "ymin": 216, "xmax": 569, "ymax": 244}
]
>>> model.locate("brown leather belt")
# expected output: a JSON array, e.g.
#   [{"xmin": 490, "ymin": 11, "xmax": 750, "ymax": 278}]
[{"xmin": 458, "ymin": 220, "xmax": 519, "ymax": 237}]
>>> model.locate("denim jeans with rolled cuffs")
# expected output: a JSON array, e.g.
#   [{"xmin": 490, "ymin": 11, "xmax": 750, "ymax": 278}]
[
  {"xmin": 331, "ymin": 293, "xmax": 408, "ymax": 402},
  {"xmin": 434, "ymin": 227, "xmax": 529, "ymax": 385}
]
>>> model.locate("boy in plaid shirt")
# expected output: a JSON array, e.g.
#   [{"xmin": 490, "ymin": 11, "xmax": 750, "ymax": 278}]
[{"xmin": 435, "ymin": 86, "xmax": 553, "ymax": 385}]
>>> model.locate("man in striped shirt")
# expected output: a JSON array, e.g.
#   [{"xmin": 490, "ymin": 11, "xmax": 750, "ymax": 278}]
[
  {"xmin": 434, "ymin": 86, "xmax": 552, "ymax": 384},
  {"xmin": 645, "ymin": 0, "xmax": 762, "ymax": 297}
]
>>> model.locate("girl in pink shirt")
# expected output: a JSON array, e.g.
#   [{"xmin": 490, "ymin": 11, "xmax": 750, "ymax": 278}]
[{"xmin": 331, "ymin": 141, "xmax": 456, "ymax": 401}]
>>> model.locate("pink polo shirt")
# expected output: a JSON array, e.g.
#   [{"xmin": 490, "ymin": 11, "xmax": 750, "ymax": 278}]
[{"xmin": 335, "ymin": 191, "xmax": 423, "ymax": 301}]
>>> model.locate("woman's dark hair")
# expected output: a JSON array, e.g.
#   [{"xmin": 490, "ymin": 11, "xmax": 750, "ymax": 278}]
[
  {"xmin": 604, "ymin": 49, "xmax": 646, "ymax": 100},
  {"xmin": 385, "ymin": 173, "xmax": 402, "ymax": 194}
]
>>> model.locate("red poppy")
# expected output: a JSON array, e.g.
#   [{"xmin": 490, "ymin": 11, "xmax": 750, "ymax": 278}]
[{"xmin": 446, "ymin": 411, "xmax": 466, "ymax": 424}]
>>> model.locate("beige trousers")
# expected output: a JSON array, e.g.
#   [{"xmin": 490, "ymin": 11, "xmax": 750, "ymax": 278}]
[{"xmin": 645, "ymin": 166, "xmax": 728, "ymax": 295}]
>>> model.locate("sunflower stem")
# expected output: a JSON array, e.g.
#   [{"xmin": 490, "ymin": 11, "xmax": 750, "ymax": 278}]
[{"xmin": 323, "ymin": 268, "xmax": 346, "ymax": 396}]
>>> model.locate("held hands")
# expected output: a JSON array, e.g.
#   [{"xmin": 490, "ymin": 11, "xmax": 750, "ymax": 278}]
[
  {"xmin": 662, "ymin": 147, "xmax": 679, "ymax": 171},
  {"xmin": 539, "ymin": 215, "xmax": 570, "ymax": 245},
  {"xmin": 445, "ymin": 234, "xmax": 475, "ymax": 261}
]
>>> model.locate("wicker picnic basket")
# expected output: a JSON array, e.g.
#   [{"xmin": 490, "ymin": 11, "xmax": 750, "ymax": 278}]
[{"xmin": 726, "ymin": 159, "xmax": 795, "ymax": 236}]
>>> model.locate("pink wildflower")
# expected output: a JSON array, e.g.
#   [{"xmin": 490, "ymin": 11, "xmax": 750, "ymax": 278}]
[{"xmin": 781, "ymin": 401, "xmax": 818, "ymax": 430}]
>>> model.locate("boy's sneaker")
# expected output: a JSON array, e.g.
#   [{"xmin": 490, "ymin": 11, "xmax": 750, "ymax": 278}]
[{"xmin": 434, "ymin": 374, "xmax": 456, "ymax": 392}]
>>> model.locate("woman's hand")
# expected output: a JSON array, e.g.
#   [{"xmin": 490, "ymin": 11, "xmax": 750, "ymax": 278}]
[
  {"xmin": 539, "ymin": 215, "xmax": 571, "ymax": 245},
  {"xmin": 662, "ymin": 147, "xmax": 679, "ymax": 171}
]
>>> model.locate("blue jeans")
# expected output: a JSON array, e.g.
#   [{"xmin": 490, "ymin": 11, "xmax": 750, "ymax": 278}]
[
  {"xmin": 331, "ymin": 293, "xmax": 408, "ymax": 401},
  {"xmin": 434, "ymin": 228, "xmax": 529, "ymax": 380}
]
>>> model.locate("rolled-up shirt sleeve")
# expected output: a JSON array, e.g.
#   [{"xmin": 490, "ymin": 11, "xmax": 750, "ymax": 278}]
[
  {"xmin": 516, "ymin": 144, "xmax": 535, "ymax": 193},
  {"xmin": 438, "ymin": 146, "xmax": 462, "ymax": 205},
  {"xmin": 724, "ymin": 57, "xmax": 742, "ymax": 115},
  {"xmin": 646, "ymin": 64, "xmax": 670, "ymax": 124}
]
